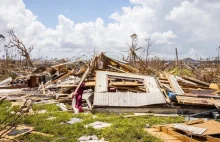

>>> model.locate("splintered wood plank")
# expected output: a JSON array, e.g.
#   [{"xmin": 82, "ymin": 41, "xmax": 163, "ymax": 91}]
[
  {"xmin": 161, "ymin": 127, "xmax": 200, "ymax": 142},
  {"xmin": 186, "ymin": 119, "xmax": 204, "ymax": 125},
  {"xmin": 144, "ymin": 128, "xmax": 183, "ymax": 142},
  {"xmin": 209, "ymin": 83, "xmax": 220, "ymax": 90},
  {"xmin": 166, "ymin": 74, "xmax": 184, "ymax": 95}
]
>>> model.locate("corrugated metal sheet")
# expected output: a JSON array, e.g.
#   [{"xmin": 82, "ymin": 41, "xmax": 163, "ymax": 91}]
[
  {"xmin": 173, "ymin": 124, "xmax": 206, "ymax": 135},
  {"xmin": 94, "ymin": 71, "xmax": 166, "ymax": 107}
]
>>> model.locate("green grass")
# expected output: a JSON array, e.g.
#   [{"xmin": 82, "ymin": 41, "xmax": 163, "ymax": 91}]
[{"xmin": 0, "ymin": 101, "xmax": 184, "ymax": 142}]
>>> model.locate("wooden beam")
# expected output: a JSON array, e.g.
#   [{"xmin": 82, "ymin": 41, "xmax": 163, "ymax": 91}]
[
  {"xmin": 183, "ymin": 76, "xmax": 210, "ymax": 87},
  {"xmin": 45, "ymin": 69, "xmax": 74, "ymax": 87},
  {"xmin": 51, "ymin": 60, "xmax": 81, "ymax": 69},
  {"xmin": 161, "ymin": 127, "xmax": 200, "ymax": 142}
]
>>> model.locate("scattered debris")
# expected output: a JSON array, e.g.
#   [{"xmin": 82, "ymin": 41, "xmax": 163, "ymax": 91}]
[
  {"xmin": 78, "ymin": 135, "xmax": 108, "ymax": 142},
  {"xmin": 36, "ymin": 110, "xmax": 47, "ymax": 114},
  {"xmin": 46, "ymin": 117, "xmax": 56, "ymax": 120},
  {"xmin": 66, "ymin": 118, "xmax": 82, "ymax": 124},
  {"xmin": 56, "ymin": 103, "xmax": 68, "ymax": 111},
  {"xmin": 85, "ymin": 121, "xmax": 111, "ymax": 129},
  {"xmin": 0, "ymin": 50, "xmax": 220, "ymax": 141},
  {"xmin": 145, "ymin": 120, "xmax": 220, "ymax": 142}
]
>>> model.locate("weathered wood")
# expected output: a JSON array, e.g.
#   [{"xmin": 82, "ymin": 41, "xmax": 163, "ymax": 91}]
[
  {"xmin": 51, "ymin": 60, "xmax": 80, "ymax": 69},
  {"xmin": 109, "ymin": 81, "xmax": 144, "ymax": 86},
  {"xmin": 209, "ymin": 83, "xmax": 220, "ymax": 90},
  {"xmin": 31, "ymin": 131, "xmax": 54, "ymax": 137},
  {"xmin": 183, "ymin": 76, "xmax": 210, "ymax": 87},
  {"xmin": 0, "ymin": 85, "xmax": 28, "ymax": 89},
  {"xmin": 107, "ymin": 65, "xmax": 127, "ymax": 73},
  {"xmin": 57, "ymin": 81, "xmax": 95, "ymax": 88},
  {"xmin": 166, "ymin": 73, "xmax": 184, "ymax": 95},
  {"xmin": 144, "ymin": 128, "xmax": 182, "ymax": 142},
  {"xmin": 207, "ymin": 135, "xmax": 220, "ymax": 142},
  {"xmin": 161, "ymin": 127, "xmax": 200, "ymax": 142},
  {"xmin": 45, "ymin": 69, "xmax": 75, "ymax": 87}
]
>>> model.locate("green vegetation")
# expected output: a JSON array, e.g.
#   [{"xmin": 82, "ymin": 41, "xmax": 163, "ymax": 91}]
[
  {"xmin": 0, "ymin": 101, "xmax": 184, "ymax": 142},
  {"xmin": 169, "ymin": 66, "xmax": 194, "ymax": 77}
]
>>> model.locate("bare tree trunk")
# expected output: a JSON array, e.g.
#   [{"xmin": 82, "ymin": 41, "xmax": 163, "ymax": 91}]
[
  {"xmin": 145, "ymin": 38, "xmax": 152, "ymax": 66},
  {"xmin": 26, "ymin": 55, "xmax": 34, "ymax": 68}
]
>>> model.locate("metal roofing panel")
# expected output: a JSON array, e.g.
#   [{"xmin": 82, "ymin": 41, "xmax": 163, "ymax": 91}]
[{"xmin": 173, "ymin": 124, "xmax": 206, "ymax": 135}]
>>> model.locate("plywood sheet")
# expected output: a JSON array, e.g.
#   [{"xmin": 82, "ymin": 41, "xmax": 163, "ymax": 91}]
[{"xmin": 144, "ymin": 128, "xmax": 183, "ymax": 142}]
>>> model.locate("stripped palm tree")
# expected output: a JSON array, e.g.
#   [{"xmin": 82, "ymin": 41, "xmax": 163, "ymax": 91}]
[{"xmin": 127, "ymin": 34, "xmax": 142, "ymax": 66}]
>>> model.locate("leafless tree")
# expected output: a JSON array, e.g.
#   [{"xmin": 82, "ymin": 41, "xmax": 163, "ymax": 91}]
[{"xmin": 4, "ymin": 30, "xmax": 34, "ymax": 68}]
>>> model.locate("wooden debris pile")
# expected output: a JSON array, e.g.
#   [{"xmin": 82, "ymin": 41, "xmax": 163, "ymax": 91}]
[
  {"xmin": 158, "ymin": 73, "xmax": 220, "ymax": 110},
  {"xmin": 0, "ymin": 52, "xmax": 220, "ymax": 115},
  {"xmin": 145, "ymin": 119, "xmax": 220, "ymax": 142}
]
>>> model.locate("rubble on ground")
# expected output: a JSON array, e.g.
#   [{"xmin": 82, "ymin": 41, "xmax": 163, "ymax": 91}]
[
  {"xmin": 1, "ymin": 52, "xmax": 220, "ymax": 141},
  {"xmin": 145, "ymin": 119, "xmax": 220, "ymax": 141},
  {"xmin": 85, "ymin": 121, "xmax": 111, "ymax": 129},
  {"xmin": 1, "ymin": 53, "xmax": 220, "ymax": 114}
]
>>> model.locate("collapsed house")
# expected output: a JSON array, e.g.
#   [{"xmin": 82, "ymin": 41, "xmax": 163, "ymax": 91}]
[{"xmin": 0, "ymin": 53, "xmax": 220, "ymax": 117}]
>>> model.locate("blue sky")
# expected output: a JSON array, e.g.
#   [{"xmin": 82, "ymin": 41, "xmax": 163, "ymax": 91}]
[{"xmin": 23, "ymin": 0, "xmax": 130, "ymax": 28}]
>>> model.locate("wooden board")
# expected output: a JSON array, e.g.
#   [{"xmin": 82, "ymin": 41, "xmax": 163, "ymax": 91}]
[
  {"xmin": 207, "ymin": 135, "xmax": 220, "ymax": 142},
  {"xmin": 186, "ymin": 119, "xmax": 204, "ymax": 125},
  {"xmin": 0, "ymin": 125, "xmax": 34, "ymax": 139},
  {"xmin": 144, "ymin": 128, "xmax": 183, "ymax": 142},
  {"xmin": 161, "ymin": 127, "xmax": 200, "ymax": 142},
  {"xmin": 189, "ymin": 120, "xmax": 220, "ymax": 136}
]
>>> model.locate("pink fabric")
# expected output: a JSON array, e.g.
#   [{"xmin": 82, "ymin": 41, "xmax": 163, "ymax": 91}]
[{"xmin": 74, "ymin": 82, "xmax": 85, "ymax": 112}]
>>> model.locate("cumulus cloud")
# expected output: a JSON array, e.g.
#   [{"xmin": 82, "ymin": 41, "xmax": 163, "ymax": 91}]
[
  {"xmin": 165, "ymin": 0, "xmax": 220, "ymax": 41},
  {"xmin": 151, "ymin": 30, "xmax": 177, "ymax": 44},
  {"xmin": 0, "ymin": 0, "xmax": 219, "ymax": 59},
  {"xmin": 0, "ymin": 0, "xmax": 178, "ymax": 59}
]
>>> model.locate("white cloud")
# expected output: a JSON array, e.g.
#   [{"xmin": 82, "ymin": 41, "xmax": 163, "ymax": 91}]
[
  {"xmin": 151, "ymin": 30, "xmax": 177, "ymax": 44},
  {"xmin": 0, "ymin": 0, "xmax": 219, "ymax": 59},
  {"xmin": 165, "ymin": 0, "xmax": 220, "ymax": 41},
  {"xmin": 0, "ymin": 0, "xmax": 177, "ymax": 59}
]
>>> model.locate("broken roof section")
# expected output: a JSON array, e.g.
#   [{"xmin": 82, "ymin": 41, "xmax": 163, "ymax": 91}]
[
  {"xmin": 98, "ymin": 53, "xmax": 140, "ymax": 73},
  {"xmin": 94, "ymin": 71, "xmax": 166, "ymax": 107}
]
